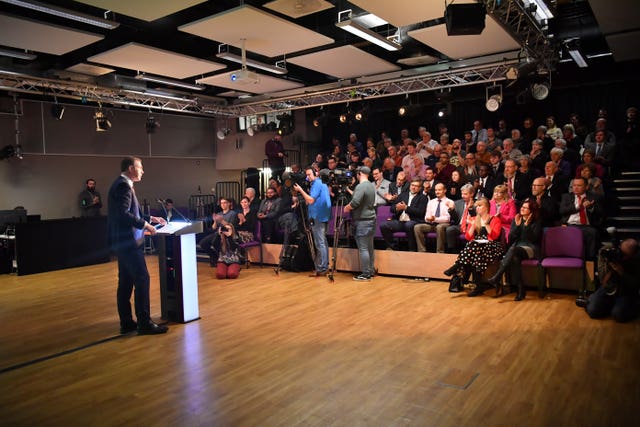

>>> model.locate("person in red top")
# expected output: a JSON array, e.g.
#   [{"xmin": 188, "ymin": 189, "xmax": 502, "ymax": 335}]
[
  {"xmin": 444, "ymin": 197, "xmax": 505, "ymax": 296},
  {"xmin": 489, "ymin": 184, "xmax": 517, "ymax": 241}
]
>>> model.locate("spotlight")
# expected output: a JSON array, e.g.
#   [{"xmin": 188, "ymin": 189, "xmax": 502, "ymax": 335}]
[
  {"xmin": 531, "ymin": 82, "xmax": 550, "ymax": 101},
  {"xmin": 247, "ymin": 124, "xmax": 261, "ymax": 137},
  {"xmin": 398, "ymin": 106, "xmax": 407, "ymax": 117},
  {"xmin": 313, "ymin": 118, "xmax": 320, "ymax": 127},
  {"xmin": 94, "ymin": 110, "xmax": 111, "ymax": 131},
  {"xmin": 485, "ymin": 85, "xmax": 503, "ymax": 112},
  {"xmin": 216, "ymin": 128, "xmax": 231, "ymax": 140},
  {"xmin": 51, "ymin": 103, "xmax": 65, "ymax": 120},
  {"xmin": 276, "ymin": 113, "xmax": 294, "ymax": 135},
  {"xmin": 355, "ymin": 111, "xmax": 363, "ymax": 121},
  {"xmin": 437, "ymin": 109, "xmax": 446, "ymax": 118},
  {"xmin": 339, "ymin": 113, "xmax": 347, "ymax": 123},
  {"xmin": 145, "ymin": 115, "xmax": 159, "ymax": 134}
]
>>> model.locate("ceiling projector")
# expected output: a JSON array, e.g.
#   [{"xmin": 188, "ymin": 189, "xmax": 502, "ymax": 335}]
[{"xmin": 230, "ymin": 69, "xmax": 259, "ymax": 84}]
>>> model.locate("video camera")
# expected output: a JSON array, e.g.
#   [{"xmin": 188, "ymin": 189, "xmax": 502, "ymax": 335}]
[{"xmin": 327, "ymin": 168, "xmax": 353, "ymax": 187}]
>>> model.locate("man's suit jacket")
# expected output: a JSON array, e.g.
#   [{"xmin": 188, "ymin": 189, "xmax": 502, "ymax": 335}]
[
  {"xmin": 559, "ymin": 191, "xmax": 603, "ymax": 227},
  {"xmin": 391, "ymin": 191, "xmax": 428, "ymax": 222},
  {"xmin": 475, "ymin": 175, "xmax": 496, "ymax": 200},
  {"xmin": 107, "ymin": 175, "xmax": 147, "ymax": 252},
  {"xmin": 584, "ymin": 141, "xmax": 615, "ymax": 165},
  {"xmin": 389, "ymin": 181, "xmax": 409, "ymax": 197},
  {"xmin": 501, "ymin": 171, "xmax": 531, "ymax": 203},
  {"xmin": 546, "ymin": 172, "xmax": 569, "ymax": 203}
]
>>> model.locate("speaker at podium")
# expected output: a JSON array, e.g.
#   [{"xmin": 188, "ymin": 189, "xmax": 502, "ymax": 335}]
[{"xmin": 155, "ymin": 221, "xmax": 203, "ymax": 323}]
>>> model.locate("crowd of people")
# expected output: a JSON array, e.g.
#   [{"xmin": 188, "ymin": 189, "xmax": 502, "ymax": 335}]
[{"xmin": 194, "ymin": 107, "xmax": 639, "ymax": 320}]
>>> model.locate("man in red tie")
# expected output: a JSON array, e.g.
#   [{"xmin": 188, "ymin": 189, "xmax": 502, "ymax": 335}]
[{"xmin": 559, "ymin": 177, "xmax": 603, "ymax": 259}]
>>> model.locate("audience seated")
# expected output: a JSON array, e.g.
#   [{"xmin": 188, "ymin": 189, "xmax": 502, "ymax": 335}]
[
  {"xmin": 379, "ymin": 179, "xmax": 428, "ymax": 251},
  {"xmin": 543, "ymin": 161, "xmax": 570, "ymax": 203},
  {"xmin": 257, "ymin": 187, "xmax": 281, "ymax": 243},
  {"xmin": 372, "ymin": 167, "xmax": 391, "ymax": 206},
  {"xmin": 474, "ymin": 164, "xmax": 497, "ymax": 201},
  {"xmin": 490, "ymin": 185, "xmax": 517, "ymax": 240},
  {"xmin": 502, "ymin": 159, "xmax": 531, "ymax": 205},
  {"xmin": 446, "ymin": 183, "xmax": 475, "ymax": 253},
  {"xmin": 531, "ymin": 177, "xmax": 560, "ymax": 228},
  {"xmin": 559, "ymin": 177, "xmax": 604, "ymax": 259},
  {"xmin": 446, "ymin": 170, "xmax": 464, "ymax": 201},
  {"xmin": 414, "ymin": 183, "xmax": 455, "ymax": 253},
  {"xmin": 443, "ymin": 197, "xmax": 505, "ymax": 296},
  {"xmin": 585, "ymin": 129, "xmax": 616, "ymax": 168},
  {"xmin": 488, "ymin": 198, "xmax": 543, "ymax": 301},
  {"xmin": 236, "ymin": 196, "xmax": 258, "ymax": 243},
  {"xmin": 575, "ymin": 149, "xmax": 605, "ymax": 179}
]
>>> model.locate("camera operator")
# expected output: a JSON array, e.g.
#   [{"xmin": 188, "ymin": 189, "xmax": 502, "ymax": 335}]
[
  {"xmin": 294, "ymin": 167, "xmax": 331, "ymax": 276},
  {"xmin": 586, "ymin": 238, "xmax": 640, "ymax": 322},
  {"xmin": 344, "ymin": 166, "xmax": 376, "ymax": 281}
]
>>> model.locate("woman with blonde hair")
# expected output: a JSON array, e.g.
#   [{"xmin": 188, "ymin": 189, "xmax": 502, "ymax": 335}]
[{"xmin": 490, "ymin": 184, "xmax": 516, "ymax": 240}]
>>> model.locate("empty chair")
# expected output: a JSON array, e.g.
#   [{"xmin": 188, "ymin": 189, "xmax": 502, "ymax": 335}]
[{"xmin": 540, "ymin": 226, "xmax": 586, "ymax": 295}]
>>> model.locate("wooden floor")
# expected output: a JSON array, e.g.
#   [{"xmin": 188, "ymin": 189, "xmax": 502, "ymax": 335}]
[{"xmin": 0, "ymin": 257, "xmax": 638, "ymax": 427}]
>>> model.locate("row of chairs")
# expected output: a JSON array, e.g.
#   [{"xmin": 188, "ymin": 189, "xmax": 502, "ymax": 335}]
[{"xmin": 251, "ymin": 207, "xmax": 587, "ymax": 296}]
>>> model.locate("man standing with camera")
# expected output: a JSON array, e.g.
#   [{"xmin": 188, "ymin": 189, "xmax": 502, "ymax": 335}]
[
  {"xmin": 344, "ymin": 166, "xmax": 376, "ymax": 281},
  {"xmin": 294, "ymin": 167, "xmax": 331, "ymax": 277}
]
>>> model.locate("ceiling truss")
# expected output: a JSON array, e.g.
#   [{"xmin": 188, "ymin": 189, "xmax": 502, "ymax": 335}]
[{"xmin": 0, "ymin": 0, "xmax": 549, "ymax": 118}]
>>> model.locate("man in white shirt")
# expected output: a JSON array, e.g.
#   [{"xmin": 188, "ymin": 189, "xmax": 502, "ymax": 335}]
[{"xmin": 413, "ymin": 183, "xmax": 454, "ymax": 253}]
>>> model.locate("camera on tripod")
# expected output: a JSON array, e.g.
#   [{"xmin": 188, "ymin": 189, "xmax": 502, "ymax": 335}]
[{"xmin": 328, "ymin": 168, "xmax": 353, "ymax": 187}]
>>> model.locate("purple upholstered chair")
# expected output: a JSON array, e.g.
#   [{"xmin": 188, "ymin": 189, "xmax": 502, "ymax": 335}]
[
  {"xmin": 540, "ymin": 226, "xmax": 586, "ymax": 294},
  {"xmin": 238, "ymin": 220, "xmax": 262, "ymax": 268},
  {"xmin": 375, "ymin": 205, "xmax": 391, "ymax": 240}
]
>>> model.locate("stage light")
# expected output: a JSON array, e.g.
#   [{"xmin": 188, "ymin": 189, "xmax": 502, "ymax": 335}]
[
  {"xmin": 94, "ymin": 109, "xmax": 111, "ymax": 131},
  {"xmin": 276, "ymin": 113, "xmax": 294, "ymax": 135},
  {"xmin": 398, "ymin": 106, "xmax": 407, "ymax": 117},
  {"xmin": 216, "ymin": 128, "xmax": 231, "ymax": 140},
  {"xmin": 355, "ymin": 111, "xmax": 363, "ymax": 121},
  {"xmin": 146, "ymin": 115, "xmax": 159, "ymax": 134},
  {"xmin": 485, "ymin": 84, "xmax": 503, "ymax": 112},
  {"xmin": 531, "ymin": 82, "xmax": 550, "ymax": 101}
]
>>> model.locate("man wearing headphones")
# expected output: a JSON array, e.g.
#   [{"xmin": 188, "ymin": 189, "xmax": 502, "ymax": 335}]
[{"xmin": 294, "ymin": 166, "xmax": 331, "ymax": 276}]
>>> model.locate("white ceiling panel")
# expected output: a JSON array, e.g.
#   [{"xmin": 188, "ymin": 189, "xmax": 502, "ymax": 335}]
[
  {"xmin": 0, "ymin": 14, "xmax": 103, "ymax": 55},
  {"xmin": 408, "ymin": 16, "xmax": 519, "ymax": 60},
  {"xmin": 264, "ymin": 0, "xmax": 334, "ymax": 19},
  {"xmin": 75, "ymin": 0, "xmax": 207, "ymax": 22},
  {"xmin": 197, "ymin": 71, "xmax": 303, "ymax": 94},
  {"xmin": 606, "ymin": 31, "xmax": 640, "ymax": 62},
  {"xmin": 349, "ymin": 0, "xmax": 476, "ymax": 28},
  {"xmin": 87, "ymin": 43, "xmax": 225, "ymax": 79},
  {"xmin": 66, "ymin": 63, "xmax": 115, "ymax": 76},
  {"xmin": 179, "ymin": 5, "xmax": 334, "ymax": 57},
  {"xmin": 289, "ymin": 45, "xmax": 400, "ymax": 79}
]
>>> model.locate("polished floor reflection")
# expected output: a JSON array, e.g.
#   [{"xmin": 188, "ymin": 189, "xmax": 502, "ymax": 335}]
[{"xmin": 0, "ymin": 257, "xmax": 638, "ymax": 426}]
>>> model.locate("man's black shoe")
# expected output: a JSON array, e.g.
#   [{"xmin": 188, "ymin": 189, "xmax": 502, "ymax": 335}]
[
  {"xmin": 467, "ymin": 286, "xmax": 485, "ymax": 297},
  {"xmin": 120, "ymin": 321, "xmax": 137, "ymax": 335},
  {"xmin": 137, "ymin": 321, "xmax": 169, "ymax": 335}
]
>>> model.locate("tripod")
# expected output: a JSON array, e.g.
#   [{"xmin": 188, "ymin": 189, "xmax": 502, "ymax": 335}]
[
  {"xmin": 328, "ymin": 187, "xmax": 351, "ymax": 282},
  {"xmin": 274, "ymin": 193, "xmax": 315, "ymax": 275}
]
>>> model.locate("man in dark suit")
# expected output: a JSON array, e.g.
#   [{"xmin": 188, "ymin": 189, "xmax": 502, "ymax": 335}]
[
  {"xmin": 560, "ymin": 176, "xmax": 604, "ymax": 259},
  {"xmin": 531, "ymin": 177, "xmax": 560, "ymax": 228},
  {"xmin": 502, "ymin": 159, "xmax": 531, "ymax": 205},
  {"xmin": 474, "ymin": 164, "xmax": 496, "ymax": 200},
  {"xmin": 380, "ymin": 178, "xmax": 428, "ymax": 251},
  {"xmin": 108, "ymin": 157, "xmax": 168, "ymax": 335},
  {"xmin": 544, "ymin": 161, "xmax": 569, "ymax": 203}
]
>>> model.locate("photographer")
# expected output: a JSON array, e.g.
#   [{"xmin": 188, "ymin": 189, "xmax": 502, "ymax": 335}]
[
  {"xmin": 586, "ymin": 238, "xmax": 640, "ymax": 322},
  {"xmin": 344, "ymin": 166, "xmax": 376, "ymax": 281},
  {"xmin": 294, "ymin": 167, "xmax": 331, "ymax": 277},
  {"xmin": 215, "ymin": 221, "xmax": 243, "ymax": 280}
]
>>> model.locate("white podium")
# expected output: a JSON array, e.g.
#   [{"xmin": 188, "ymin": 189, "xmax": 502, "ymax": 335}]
[{"xmin": 155, "ymin": 221, "xmax": 203, "ymax": 323}]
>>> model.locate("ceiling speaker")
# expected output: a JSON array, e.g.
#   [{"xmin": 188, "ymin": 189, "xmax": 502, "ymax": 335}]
[{"xmin": 445, "ymin": 3, "xmax": 486, "ymax": 36}]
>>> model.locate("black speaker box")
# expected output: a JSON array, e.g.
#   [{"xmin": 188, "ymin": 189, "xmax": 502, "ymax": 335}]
[{"xmin": 445, "ymin": 3, "xmax": 486, "ymax": 36}]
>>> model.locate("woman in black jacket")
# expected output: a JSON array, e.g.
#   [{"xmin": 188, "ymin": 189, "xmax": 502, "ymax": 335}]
[{"xmin": 487, "ymin": 197, "xmax": 542, "ymax": 301}]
